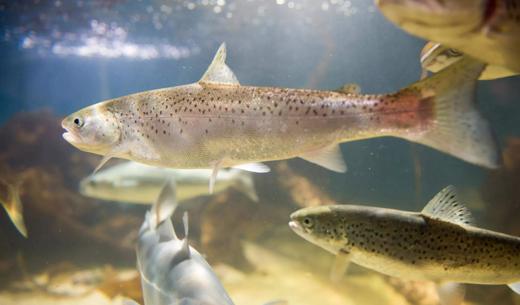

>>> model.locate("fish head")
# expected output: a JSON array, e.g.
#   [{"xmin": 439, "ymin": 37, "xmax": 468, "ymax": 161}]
[
  {"xmin": 62, "ymin": 102, "xmax": 121, "ymax": 155},
  {"xmin": 420, "ymin": 42, "xmax": 464, "ymax": 73},
  {"xmin": 289, "ymin": 206, "xmax": 347, "ymax": 254},
  {"xmin": 376, "ymin": 0, "xmax": 485, "ymax": 41}
]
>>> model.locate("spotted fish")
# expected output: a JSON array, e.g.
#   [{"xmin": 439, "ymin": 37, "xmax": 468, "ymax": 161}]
[
  {"xmin": 420, "ymin": 41, "xmax": 518, "ymax": 80},
  {"xmin": 62, "ymin": 43, "xmax": 499, "ymax": 192},
  {"xmin": 289, "ymin": 186, "xmax": 520, "ymax": 305},
  {"xmin": 376, "ymin": 0, "xmax": 520, "ymax": 73}
]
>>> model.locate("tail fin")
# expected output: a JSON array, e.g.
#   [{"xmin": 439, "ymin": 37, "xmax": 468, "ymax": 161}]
[
  {"xmin": 233, "ymin": 171, "xmax": 259, "ymax": 202},
  {"xmin": 0, "ymin": 180, "xmax": 28, "ymax": 238},
  {"xmin": 401, "ymin": 56, "xmax": 500, "ymax": 169}
]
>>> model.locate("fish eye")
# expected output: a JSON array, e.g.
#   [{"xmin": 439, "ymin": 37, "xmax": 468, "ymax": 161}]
[
  {"xmin": 73, "ymin": 117, "xmax": 84, "ymax": 128},
  {"xmin": 446, "ymin": 48, "xmax": 462, "ymax": 57},
  {"xmin": 302, "ymin": 217, "xmax": 314, "ymax": 228}
]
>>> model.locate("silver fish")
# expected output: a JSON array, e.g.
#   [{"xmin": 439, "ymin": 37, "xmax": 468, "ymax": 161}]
[
  {"xmin": 79, "ymin": 161, "xmax": 258, "ymax": 204},
  {"xmin": 132, "ymin": 181, "xmax": 235, "ymax": 305},
  {"xmin": 62, "ymin": 43, "xmax": 499, "ymax": 193},
  {"xmin": 289, "ymin": 186, "xmax": 520, "ymax": 304}
]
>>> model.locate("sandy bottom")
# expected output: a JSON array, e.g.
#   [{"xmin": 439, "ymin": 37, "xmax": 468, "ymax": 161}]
[{"xmin": 0, "ymin": 232, "xmax": 434, "ymax": 305}]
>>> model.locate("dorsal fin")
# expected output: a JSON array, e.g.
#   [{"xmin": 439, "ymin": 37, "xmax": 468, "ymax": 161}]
[
  {"xmin": 336, "ymin": 83, "xmax": 361, "ymax": 94},
  {"xmin": 421, "ymin": 185, "xmax": 474, "ymax": 226},
  {"xmin": 199, "ymin": 43, "xmax": 240, "ymax": 85},
  {"xmin": 150, "ymin": 180, "xmax": 177, "ymax": 231}
]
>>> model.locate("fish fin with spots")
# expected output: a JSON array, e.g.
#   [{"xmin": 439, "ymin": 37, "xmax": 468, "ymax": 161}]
[
  {"xmin": 232, "ymin": 171, "xmax": 259, "ymax": 202},
  {"xmin": 329, "ymin": 251, "xmax": 351, "ymax": 283},
  {"xmin": 150, "ymin": 180, "xmax": 178, "ymax": 233},
  {"xmin": 199, "ymin": 43, "xmax": 240, "ymax": 86},
  {"xmin": 508, "ymin": 283, "xmax": 520, "ymax": 294},
  {"xmin": 421, "ymin": 185, "xmax": 474, "ymax": 226},
  {"xmin": 400, "ymin": 56, "xmax": 500, "ymax": 169},
  {"xmin": 436, "ymin": 282, "xmax": 465, "ymax": 305},
  {"xmin": 299, "ymin": 144, "xmax": 347, "ymax": 173},
  {"xmin": 232, "ymin": 162, "xmax": 271, "ymax": 173},
  {"xmin": 336, "ymin": 83, "xmax": 361, "ymax": 94},
  {"xmin": 0, "ymin": 180, "xmax": 27, "ymax": 238}
]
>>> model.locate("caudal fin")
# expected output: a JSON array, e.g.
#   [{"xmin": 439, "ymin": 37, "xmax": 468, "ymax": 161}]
[
  {"xmin": 0, "ymin": 180, "xmax": 28, "ymax": 238},
  {"xmin": 402, "ymin": 56, "xmax": 500, "ymax": 169}
]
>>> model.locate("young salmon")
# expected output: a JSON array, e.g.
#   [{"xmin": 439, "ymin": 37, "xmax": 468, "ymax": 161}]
[
  {"xmin": 62, "ymin": 44, "xmax": 499, "ymax": 192},
  {"xmin": 376, "ymin": 0, "xmax": 520, "ymax": 73},
  {"xmin": 420, "ymin": 41, "xmax": 518, "ymax": 80},
  {"xmin": 289, "ymin": 186, "xmax": 520, "ymax": 304}
]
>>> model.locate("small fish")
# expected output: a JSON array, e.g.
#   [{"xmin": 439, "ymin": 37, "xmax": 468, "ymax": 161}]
[
  {"xmin": 133, "ymin": 181, "xmax": 235, "ymax": 305},
  {"xmin": 289, "ymin": 186, "xmax": 520, "ymax": 304},
  {"xmin": 0, "ymin": 179, "xmax": 27, "ymax": 238},
  {"xmin": 62, "ymin": 43, "xmax": 499, "ymax": 193},
  {"xmin": 420, "ymin": 42, "xmax": 518, "ymax": 80},
  {"xmin": 80, "ymin": 161, "xmax": 258, "ymax": 204},
  {"xmin": 376, "ymin": 0, "xmax": 520, "ymax": 73}
]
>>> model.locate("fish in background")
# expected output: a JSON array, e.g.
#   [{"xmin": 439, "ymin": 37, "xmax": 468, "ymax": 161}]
[
  {"xmin": 62, "ymin": 42, "xmax": 499, "ymax": 194},
  {"xmin": 420, "ymin": 42, "xmax": 518, "ymax": 80},
  {"xmin": 0, "ymin": 179, "xmax": 27, "ymax": 238},
  {"xmin": 289, "ymin": 186, "xmax": 520, "ymax": 305},
  {"xmin": 376, "ymin": 0, "xmax": 520, "ymax": 73},
  {"xmin": 126, "ymin": 181, "xmax": 235, "ymax": 305},
  {"xmin": 79, "ymin": 161, "xmax": 258, "ymax": 204}
]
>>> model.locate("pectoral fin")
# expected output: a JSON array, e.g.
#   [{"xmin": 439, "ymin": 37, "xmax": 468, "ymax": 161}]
[
  {"xmin": 209, "ymin": 161, "xmax": 222, "ymax": 194},
  {"xmin": 329, "ymin": 250, "xmax": 351, "ymax": 283},
  {"xmin": 299, "ymin": 144, "xmax": 347, "ymax": 173},
  {"xmin": 508, "ymin": 282, "xmax": 520, "ymax": 294},
  {"xmin": 436, "ymin": 282, "xmax": 465, "ymax": 305}
]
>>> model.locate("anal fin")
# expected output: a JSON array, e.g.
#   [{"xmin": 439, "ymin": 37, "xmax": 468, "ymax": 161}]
[
  {"xmin": 329, "ymin": 250, "xmax": 351, "ymax": 283},
  {"xmin": 299, "ymin": 144, "xmax": 347, "ymax": 173},
  {"xmin": 508, "ymin": 282, "xmax": 520, "ymax": 294},
  {"xmin": 436, "ymin": 282, "xmax": 465, "ymax": 305}
]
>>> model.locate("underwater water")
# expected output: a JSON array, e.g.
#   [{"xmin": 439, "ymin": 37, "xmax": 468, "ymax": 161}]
[{"xmin": 0, "ymin": 1, "xmax": 520, "ymax": 305}]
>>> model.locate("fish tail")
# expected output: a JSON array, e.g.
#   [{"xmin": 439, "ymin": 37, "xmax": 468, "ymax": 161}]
[
  {"xmin": 401, "ymin": 56, "xmax": 500, "ymax": 168},
  {"xmin": 0, "ymin": 180, "xmax": 28, "ymax": 238},
  {"xmin": 233, "ymin": 171, "xmax": 259, "ymax": 202}
]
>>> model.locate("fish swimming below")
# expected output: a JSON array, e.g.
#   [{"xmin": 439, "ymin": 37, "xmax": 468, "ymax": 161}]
[
  {"xmin": 62, "ymin": 43, "xmax": 499, "ymax": 193},
  {"xmin": 289, "ymin": 186, "xmax": 520, "ymax": 304},
  {"xmin": 127, "ymin": 180, "xmax": 235, "ymax": 305},
  {"xmin": 376, "ymin": 0, "xmax": 520, "ymax": 73},
  {"xmin": 420, "ymin": 42, "xmax": 518, "ymax": 80},
  {"xmin": 79, "ymin": 161, "xmax": 258, "ymax": 204}
]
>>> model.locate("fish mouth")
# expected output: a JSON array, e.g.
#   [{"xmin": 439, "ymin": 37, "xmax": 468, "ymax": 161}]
[
  {"xmin": 61, "ymin": 119, "xmax": 80, "ymax": 144},
  {"xmin": 288, "ymin": 221, "xmax": 303, "ymax": 233}
]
